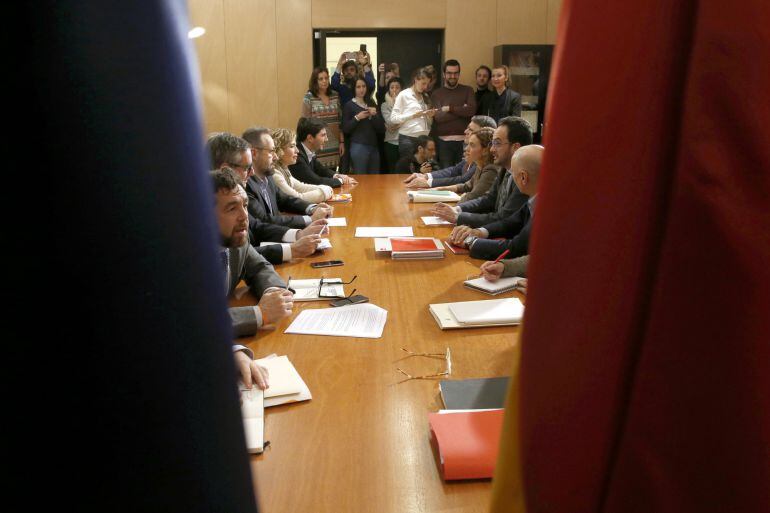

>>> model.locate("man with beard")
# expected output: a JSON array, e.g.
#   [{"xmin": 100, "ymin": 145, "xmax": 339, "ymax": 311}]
[
  {"xmin": 474, "ymin": 65, "xmax": 492, "ymax": 114},
  {"xmin": 242, "ymin": 127, "xmax": 332, "ymax": 228},
  {"xmin": 430, "ymin": 59, "xmax": 477, "ymax": 169},
  {"xmin": 207, "ymin": 132, "xmax": 327, "ymax": 263},
  {"xmin": 211, "ymin": 168, "xmax": 294, "ymax": 386},
  {"xmin": 432, "ymin": 116, "xmax": 531, "ymax": 227}
]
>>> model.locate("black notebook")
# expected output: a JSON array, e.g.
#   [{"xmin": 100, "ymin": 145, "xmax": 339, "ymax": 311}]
[{"xmin": 439, "ymin": 377, "xmax": 510, "ymax": 410}]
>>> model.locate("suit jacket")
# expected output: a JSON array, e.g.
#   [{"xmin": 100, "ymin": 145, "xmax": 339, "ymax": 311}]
[
  {"xmin": 456, "ymin": 169, "xmax": 529, "ymax": 227},
  {"xmin": 478, "ymin": 88, "xmax": 522, "ymax": 122},
  {"xmin": 245, "ymin": 175, "xmax": 311, "ymax": 229},
  {"xmin": 469, "ymin": 200, "xmax": 533, "ymax": 260},
  {"xmin": 431, "ymin": 160, "xmax": 475, "ymax": 187},
  {"xmin": 247, "ymin": 215, "xmax": 289, "ymax": 265},
  {"xmin": 227, "ymin": 240, "xmax": 287, "ymax": 337},
  {"xmin": 289, "ymin": 144, "xmax": 343, "ymax": 188}
]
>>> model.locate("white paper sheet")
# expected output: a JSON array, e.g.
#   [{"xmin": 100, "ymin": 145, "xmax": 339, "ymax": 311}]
[
  {"xmin": 421, "ymin": 216, "xmax": 453, "ymax": 226},
  {"xmin": 284, "ymin": 303, "xmax": 388, "ymax": 338},
  {"xmin": 326, "ymin": 217, "xmax": 347, "ymax": 227},
  {"xmin": 317, "ymin": 238, "xmax": 332, "ymax": 250},
  {"xmin": 355, "ymin": 227, "xmax": 414, "ymax": 238}
]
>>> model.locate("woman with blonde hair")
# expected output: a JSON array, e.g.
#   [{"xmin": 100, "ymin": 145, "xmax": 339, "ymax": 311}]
[
  {"xmin": 429, "ymin": 127, "xmax": 498, "ymax": 202},
  {"xmin": 478, "ymin": 65, "xmax": 522, "ymax": 123},
  {"xmin": 270, "ymin": 127, "xmax": 333, "ymax": 203}
]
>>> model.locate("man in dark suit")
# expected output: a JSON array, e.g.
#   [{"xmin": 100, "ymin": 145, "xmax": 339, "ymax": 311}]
[
  {"xmin": 207, "ymin": 132, "xmax": 326, "ymax": 263},
  {"xmin": 211, "ymin": 168, "xmax": 294, "ymax": 339},
  {"xmin": 242, "ymin": 126, "xmax": 332, "ymax": 228},
  {"xmin": 433, "ymin": 116, "xmax": 532, "ymax": 227},
  {"xmin": 291, "ymin": 117, "xmax": 358, "ymax": 188},
  {"xmin": 449, "ymin": 145, "xmax": 543, "ymax": 260}
]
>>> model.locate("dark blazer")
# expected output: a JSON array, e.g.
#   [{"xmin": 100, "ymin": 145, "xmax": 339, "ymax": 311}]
[
  {"xmin": 456, "ymin": 169, "xmax": 529, "ymax": 227},
  {"xmin": 227, "ymin": 239, "xmax": 287, "ymax": 337},
  {"xmin": 245, "ymin": 175, "xmax": 311, "ymax": 229},
  {"xmin": 289, "ymin": 144, "xmax": 343, "ymax": 188},
  {"xmin": 248, "ymin": 215, "xmax": 287, "ymax": 265},
  {"xmin": 469, "ymin": 200, "xmax": 533, "ymax": 260},
  {"xmin": 478, "ymin": 88, "xmax": 522, "ymax": 122}
]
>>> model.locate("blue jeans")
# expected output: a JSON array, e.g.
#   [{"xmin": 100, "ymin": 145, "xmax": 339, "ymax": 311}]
[{"xmin": 349, "ymin": 142, "xmax": 380, "ymax": 174}]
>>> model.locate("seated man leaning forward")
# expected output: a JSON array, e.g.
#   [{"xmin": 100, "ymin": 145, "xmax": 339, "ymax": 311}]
[
  {"xmin": 449, "ymin": 145, "xmax": 544, "ymax": 261},
  {"xmin": 211, "ymin": 167, "xmax": 294, "ymax": 340}
]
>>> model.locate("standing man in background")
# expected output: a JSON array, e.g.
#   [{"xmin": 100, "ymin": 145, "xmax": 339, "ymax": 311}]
[
  {"xmin": 474, "ymin": 65, "xmax": 492, "ymax": 114},
  {"xmin": 431, "ymin": 59, "xmax": 477, "ymax": 169}
]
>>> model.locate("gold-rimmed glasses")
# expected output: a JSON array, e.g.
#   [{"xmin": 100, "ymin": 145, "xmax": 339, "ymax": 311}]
[{"xmin": 396, "ymin": 347, "xmax": 452, "ymax": 383}]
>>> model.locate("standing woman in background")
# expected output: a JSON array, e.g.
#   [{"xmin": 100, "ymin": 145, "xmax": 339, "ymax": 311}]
[
  {"xmin": 270, "ymin": 127, "xmax": 334, "ymax": 203},
  {"xmin": 342, "ymin": 78, "xmax": 385, "ymax": 173},
  {"xmin": 478, "ymin": 65, "xmax": 522, "ymax": 123},
  {"xmin": 380, "ymin": 77, "xmax": 404, "ymax": 172},
  {"xmin": 390, "ymin": 68, "xmax": 437, "ymax": 159},
  {"xmin": 302, "ymin": 67, "xmax": 343, "ymax": 170}
]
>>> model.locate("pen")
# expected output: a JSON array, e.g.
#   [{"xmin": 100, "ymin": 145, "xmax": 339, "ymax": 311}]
[
  {"xmin": 492, "ymin": 249, "xmax": 510, "ymax": 264},
  {"xmin": 320, "ymin": 224, "xmax": 329, "ymax": 236}
]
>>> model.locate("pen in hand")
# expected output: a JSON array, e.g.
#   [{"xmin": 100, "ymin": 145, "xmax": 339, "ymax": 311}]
[{"xmin": 492, "ymin": 249, "xmax": 510, "ymax": 264}]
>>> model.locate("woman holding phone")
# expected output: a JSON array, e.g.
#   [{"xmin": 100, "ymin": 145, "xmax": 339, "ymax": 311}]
[
  {"xmin": 389, "ymin": 67, "xmax": 437, "ymax": 159},
  {"xmin": 342, "ymin": 78, "xmax": 385, "ymax": 173},
  {"xmin": 301, "ymin": 67, "xmax": 343, "ymax": 169}
]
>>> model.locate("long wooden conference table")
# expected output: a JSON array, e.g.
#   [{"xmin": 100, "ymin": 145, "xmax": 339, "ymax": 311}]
[{"xmin": 233, "ymin": 174, "xmax": 523, "ymax": 513}]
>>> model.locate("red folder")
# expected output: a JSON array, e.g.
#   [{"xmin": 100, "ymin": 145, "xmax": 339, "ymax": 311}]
[
  {"xmin": 428, "ymin": 409, "xmax": 504, "ymax": 480},
  {"xmin": 390, "ymin": 238, "xmax": 439, "ymax": 252}
]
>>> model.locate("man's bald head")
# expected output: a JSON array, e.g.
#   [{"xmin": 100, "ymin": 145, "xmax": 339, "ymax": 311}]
[{"xmin": 510, "ymin": 144, "xmax": 545, "ymax": 195}]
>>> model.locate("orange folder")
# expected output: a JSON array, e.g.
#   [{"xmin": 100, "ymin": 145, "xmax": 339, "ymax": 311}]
[
  {"xmin": 428, "ymin": 409, "xmax": 504, "ymax": 480},
  {"xmin": 390, "ymin": 237, "xmax": 440, "ymax": 252}
]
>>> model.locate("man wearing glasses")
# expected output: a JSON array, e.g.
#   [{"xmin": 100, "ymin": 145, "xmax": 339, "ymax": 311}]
[
  {"xmin": 207, "ymin": 132, "xmax": 326, "ymax": 264},
  {"xmin": 403, "ymin": 115, "xmax": 497, "ymax": 189},
  {"xmin": 433, "ymin": 116, "xmax": 532, "ymax": 227},
  {"xmin": 431, "ymin": 59, "xmax": 478, "ymax": 169},
  {"xmin": 242, "ymin": 126, "xmax": 332, "ymax": 228}
]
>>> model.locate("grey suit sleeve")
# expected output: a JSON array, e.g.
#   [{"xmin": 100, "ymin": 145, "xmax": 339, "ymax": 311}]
[
  {"xmin": 502, "ymin": 255, "xmax": 529, "ymax": 278},
  {"xmin": 228, "ymin": 307, "xmax": 260, "ymax": 338},
  {"xmin": 242, "ymin": 245, "xmax": 286, "ymax": 297}
]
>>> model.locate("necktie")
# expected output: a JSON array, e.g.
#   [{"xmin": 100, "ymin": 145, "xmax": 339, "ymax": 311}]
[
  {"xmin": 221, "ymin": 248, "xmax": 230, "ymax": 295},
  {"xmin": 260, "ymin": 180, "xmax": 273, "ymax": 216}
]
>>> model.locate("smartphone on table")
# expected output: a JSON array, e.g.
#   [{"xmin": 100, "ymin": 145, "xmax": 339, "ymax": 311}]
[{"xmin": 311, "ymin": 260, "xmax": 344, "ymax": 268}]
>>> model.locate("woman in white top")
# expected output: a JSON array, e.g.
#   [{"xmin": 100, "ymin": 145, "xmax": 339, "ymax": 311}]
[
  {"xmin": 389, "ymin": 67, "xmax": 438, "ymax": 159},
  {"xmin": 380, "ymin": 77, "xmax": 404, "ymax": 173},
  {"xmin": 269, "ymin": 127, "xmax": 333, "ymax": 203}
]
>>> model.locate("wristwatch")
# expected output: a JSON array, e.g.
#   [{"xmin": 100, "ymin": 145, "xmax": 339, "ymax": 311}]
[{"xmin": 463, "ymin": 235, "xmax": 478, "ymax": 249}]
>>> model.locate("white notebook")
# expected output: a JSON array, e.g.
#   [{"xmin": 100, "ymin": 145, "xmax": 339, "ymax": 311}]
[
  {"xmin": 255, "ymin": 354, "xmax": 312, "ymax": 407},
  {"xmin": 287, "ymin": 278, "xmax": 345, "ymax": 301},
  {"xmin": 463, "ymin": 276, "xmax": 525, "ymax": 295},
  {"xmin": 429, "ymin": 298, "xmax": 524, "ymax": 329},
  {"xmin": 407, "ymin": 190, "xmax": 461, "ymax": 203},
  {"xmin": 449, "ymin": 298, "xmax": 524, "ymax": 325},
  {"xmin": 239, "ymin": 385, "xmax": 265, "ymax": 453}
]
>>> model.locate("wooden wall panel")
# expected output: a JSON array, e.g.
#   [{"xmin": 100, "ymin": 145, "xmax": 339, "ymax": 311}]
[
  {"xmin": 311, "ymin": 0, "xmax": 446, "ymax": 28},
  {"xmin": 497, "ymin": 0, "xmax": 547, "ymax": 45},
  {"xmin": 445, "ymin": 0, "xmax": 497, "ymax": 86},
  {"xmin": 188, "ymin": 0, "xmax": 229, "ymax": 135},
  {"xmin": 547, "ymin": 0, "xmax": 563, "ymax": 44},
  {"xmin": 225, "ymin": 0, "xmax": 279, "ymax": 134},
  {"xmin": 276, "ymin": 0, "xmax": 313, "ymax": 130}
]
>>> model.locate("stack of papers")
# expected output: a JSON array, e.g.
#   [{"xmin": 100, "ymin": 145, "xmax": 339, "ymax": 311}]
[
  {"xmin": 355, "ymin": 226, "xmax": 414, "ymax": 238},
  {"xmin": 287, "ymin": 278, "xmax": 346, "ymax": 301},
  {"xmin": 285, "ymin": 303, "xmax": 388, "ymax": 338},
  {"xmin": 254, "ymin": 354, "xmax": 312, "ymax": 407},
  {"xmin": 421, "ymin": 216, "xmax": 453, "ymax": 226},
  {"xmin": 428, "ymin": 409, "xmax": 504, "ymax": 480},
  {"xmin": 239, "ymin": 384, "xmax": 265, "ymax": 453},
  {"xmin": 389, "ymin": 237, "xmax": 445, "ymax": 260},
  {"xmin": 429, "ymin": 298, "xmax": 525, "ymax": 329},
  {"xmin": 407, "ymin": 190, "xmax": 461, "ymax": 203},
  {"xmin": 463, "ymin": 276, "xmax": 526, "ymax": 295}
]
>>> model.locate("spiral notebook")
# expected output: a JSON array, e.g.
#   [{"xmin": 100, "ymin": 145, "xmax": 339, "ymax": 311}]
[{"xmin": 463, "ymin": 276, "xmax": 525, "ymax": 295}]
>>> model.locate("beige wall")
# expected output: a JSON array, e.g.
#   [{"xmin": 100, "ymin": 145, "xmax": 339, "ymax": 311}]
[{"xmin": 188, "ymin": 0, "xmax": 562, "ymax": 136}]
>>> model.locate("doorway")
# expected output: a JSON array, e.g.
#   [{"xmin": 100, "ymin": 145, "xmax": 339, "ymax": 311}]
[{"xmin": 314, "ymin": 29, "xmax": 444, "ymax": 86}]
